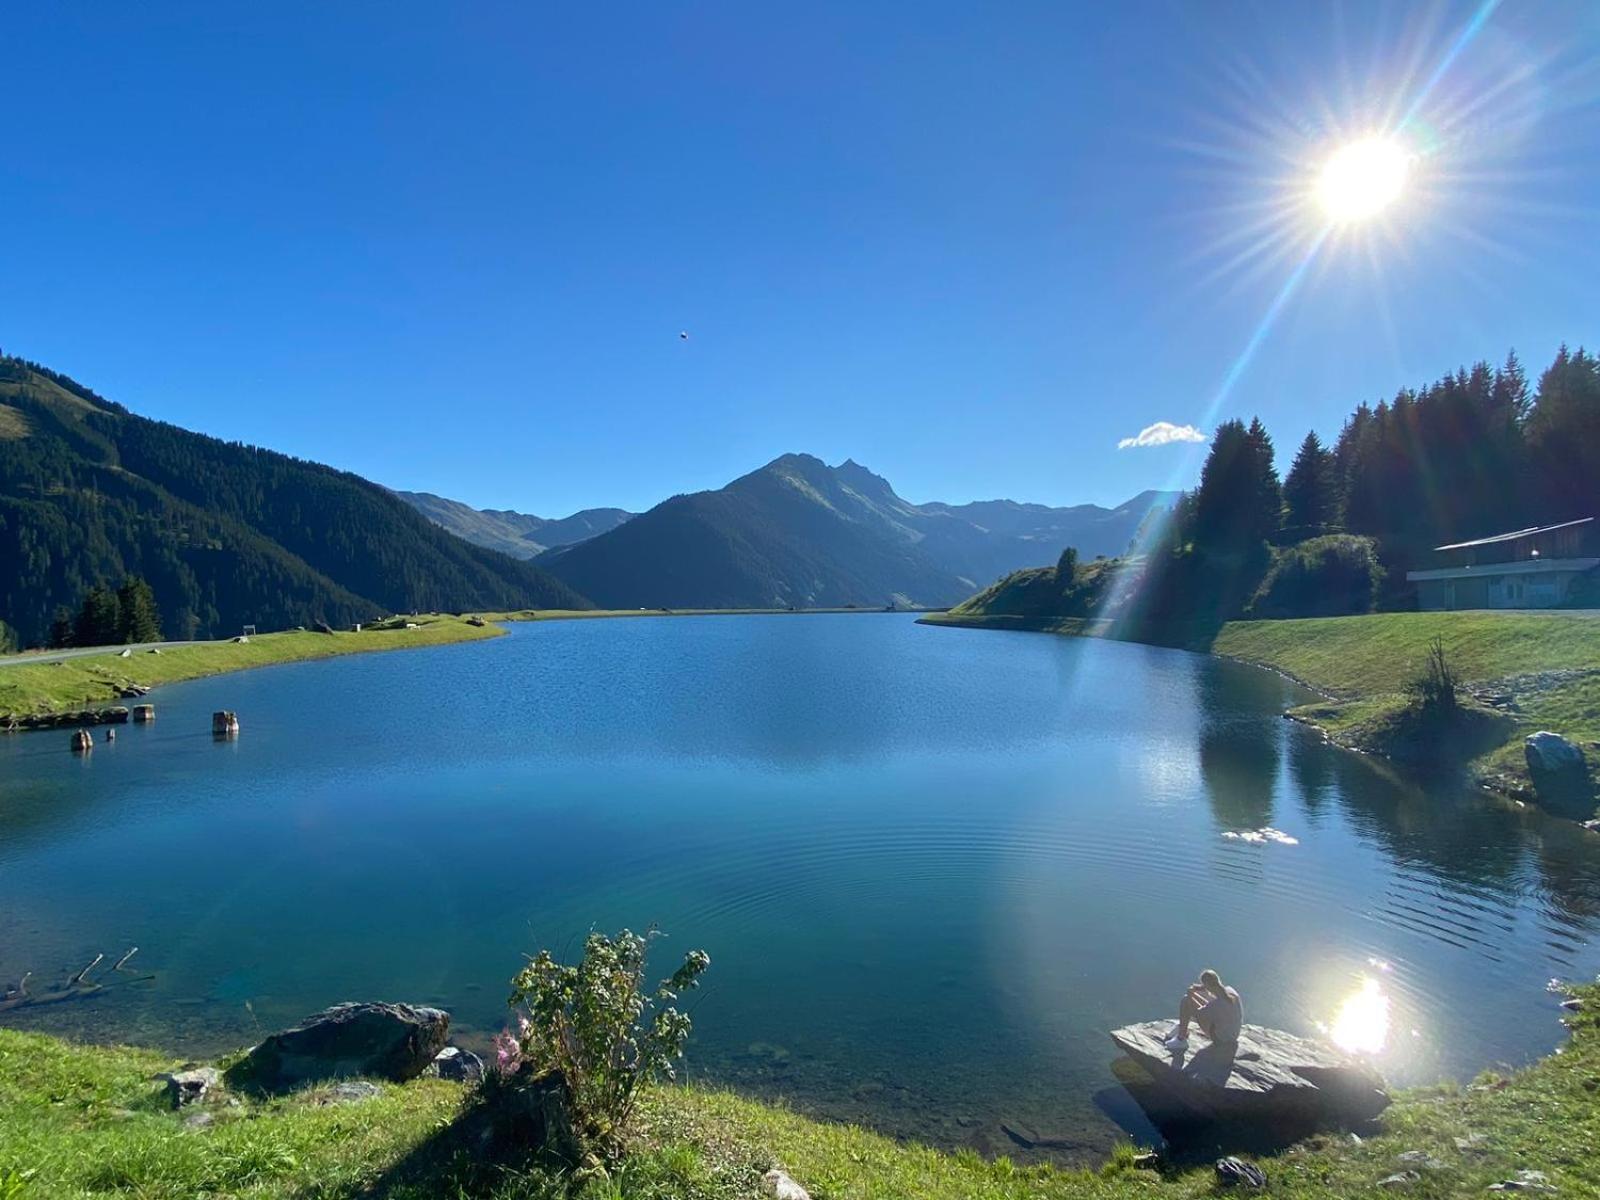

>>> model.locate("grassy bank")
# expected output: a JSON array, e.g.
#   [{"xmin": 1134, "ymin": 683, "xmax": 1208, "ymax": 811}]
[
  {"xmin": 925, "ymin": 608, "xmax": 1600, "ymax": 803},
  {"xmin": 2, "ymin": 984, "xmax": 1595, "ymax": 1199},
  {"xmin": 0, "ymin": 614, "xmax": 504, "ymax": 720}
]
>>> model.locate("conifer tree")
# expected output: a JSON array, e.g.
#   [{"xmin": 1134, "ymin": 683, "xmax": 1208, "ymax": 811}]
[
  {"xmin": 1193, "ymin": 418, "xmax": 1282, "ymax": 552},
  {"xmin": 1525, "ymin": 345, "xmax": 1600, "ymax": 521},
  {"xmin": 1282, "ymin": 431, "xmax": 1338, "ymax": 537},
  {"xmin": 116, "ymin": 576, "xmax": 162, "ymax": 643},
  {"xmin": 1055, "ymin": 545, "xmax": 1078, "ymax": 584},
  {"xmin": 73, "ymin": 585, "xmax": 122, "ymax": 648},
  {"xmin": 48, "ymin": 606, "xmax": 75, "ymax": 649}
]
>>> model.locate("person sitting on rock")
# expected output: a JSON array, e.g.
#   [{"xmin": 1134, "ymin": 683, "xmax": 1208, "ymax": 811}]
[{"xmin": 1163, "ymin": 968, "xmax": 1241, "ymax": 1051}]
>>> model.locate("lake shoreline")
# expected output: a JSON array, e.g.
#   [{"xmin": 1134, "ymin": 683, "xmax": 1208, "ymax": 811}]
[
  {"xmin": 2, "ymin": 980, "xmax": 1593, "ymax": 1198},
  {"xmin": 919, "ymin": 609, "xmax": 1600, "ymax": 819},
  {"xmin": 0, "ymin": 607, "xmax": 922, "ymax": 725}
]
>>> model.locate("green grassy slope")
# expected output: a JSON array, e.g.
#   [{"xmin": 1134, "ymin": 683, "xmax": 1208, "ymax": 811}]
[
  {"xmin": 0, "ymin": 615, "xmax": 503, "ymax": 719},
  {"xmin": 2, "ymin": 984, "xmax": 1596, "ymax": 1199},
  {"xmin": 1209, "ymin": 611, "xmax": 1600, "ymax": 697}
]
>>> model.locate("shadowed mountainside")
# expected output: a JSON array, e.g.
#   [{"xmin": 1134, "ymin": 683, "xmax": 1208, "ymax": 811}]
[
  {"xmin": 537, "ymin": 453, "xmax": 1174, "ymax": 609},
  {"xmin": 0, "ymin": 357, "xmax": 589, "ymax": 645}
]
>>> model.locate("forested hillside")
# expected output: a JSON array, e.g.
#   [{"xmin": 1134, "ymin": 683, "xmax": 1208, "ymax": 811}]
[{"xmin": 0, "ymin": 357, "xmax": 588, "ymax": 646}]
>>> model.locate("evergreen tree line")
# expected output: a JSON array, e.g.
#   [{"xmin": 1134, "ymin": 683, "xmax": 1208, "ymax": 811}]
[
  {"xmin": 1129, "ymin": 343, "xmax": 1599, "ymax": 628},
  {"xmin": 47, "ymin": 576, "xmax": 163, "ymax": 648}
]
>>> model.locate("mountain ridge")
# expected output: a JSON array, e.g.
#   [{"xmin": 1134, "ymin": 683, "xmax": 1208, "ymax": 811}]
[
  {"xmin": 394, "ymin": 490, "xmax": 633, "ymax": 560},
  {"xmin": 536, "ymin": 453, "xmax": 1176, "ymax": 610}
]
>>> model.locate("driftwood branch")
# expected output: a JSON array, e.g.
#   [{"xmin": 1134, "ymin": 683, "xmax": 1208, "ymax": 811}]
[{"xmin": 0, "ymin": 948, "xmax": 151, "ymax": 1014}]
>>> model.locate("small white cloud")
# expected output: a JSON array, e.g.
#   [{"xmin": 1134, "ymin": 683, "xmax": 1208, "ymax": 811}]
[{"xmin": 1117, "ymin": 421, "xmax": 1207, "ymax": 450}]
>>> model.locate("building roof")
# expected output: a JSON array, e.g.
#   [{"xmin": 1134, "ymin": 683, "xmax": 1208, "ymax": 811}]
[{"xmin": 1433, "ymin": 517, "xmax": 1593, "ymax": 553}]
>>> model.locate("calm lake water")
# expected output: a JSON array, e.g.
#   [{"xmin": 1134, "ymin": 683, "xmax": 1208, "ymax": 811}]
[{"xmin": 2, "ymin": 614, "xmax": 1597, "ymax": 1159}]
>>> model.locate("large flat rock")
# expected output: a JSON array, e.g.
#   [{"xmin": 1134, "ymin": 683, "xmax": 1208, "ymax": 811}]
[{"xmin": 1110, "ymin": 1021, "xmax": 1389, "ymax": 1131}]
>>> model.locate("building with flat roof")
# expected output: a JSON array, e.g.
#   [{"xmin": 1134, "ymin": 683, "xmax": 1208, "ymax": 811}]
[{"xmin": 1406, "ymin": 518, "xmax": 1598, "ymax": 611}]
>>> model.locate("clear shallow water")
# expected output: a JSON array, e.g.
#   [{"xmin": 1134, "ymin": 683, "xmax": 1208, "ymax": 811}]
[{"xmin": 2, "ymin": 614, "xmax": 1597, "ymax": 1160}]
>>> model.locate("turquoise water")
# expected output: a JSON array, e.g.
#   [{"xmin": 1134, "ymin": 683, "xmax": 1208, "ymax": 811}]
[{"xmin": 2, "ymin": 614, "xmax": 1597, "ymax": 1159}]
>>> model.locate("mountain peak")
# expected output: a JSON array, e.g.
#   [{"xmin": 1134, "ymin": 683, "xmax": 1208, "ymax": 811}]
[{"xmin": 833, "ymin": 457, "xmax": 897, "ymax": 499}]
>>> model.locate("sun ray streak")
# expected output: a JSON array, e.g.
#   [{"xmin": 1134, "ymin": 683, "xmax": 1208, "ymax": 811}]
[{"xmin": 1400, "ymin": 0, "xmax": 1503, "ymax": 129}]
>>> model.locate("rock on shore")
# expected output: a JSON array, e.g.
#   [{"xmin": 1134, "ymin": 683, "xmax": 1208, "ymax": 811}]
[
  {"xmin": 1110, "ymin": 1021, "xmax": 1389, "ymax": 1135},
  {"xmin": 237, "ymin": 1002, "xmax": 449, "ymax": 1090}
]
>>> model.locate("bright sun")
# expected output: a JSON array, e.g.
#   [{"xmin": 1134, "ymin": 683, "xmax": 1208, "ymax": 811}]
[{"xmin": 1316, "ymin": 136, "xmax": 1410, "ymax": 223}]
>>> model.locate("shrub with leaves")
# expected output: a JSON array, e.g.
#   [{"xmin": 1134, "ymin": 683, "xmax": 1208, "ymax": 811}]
[{"xmin": 507, "ymin": 929, "xmax": 709, "ymax": 1160}]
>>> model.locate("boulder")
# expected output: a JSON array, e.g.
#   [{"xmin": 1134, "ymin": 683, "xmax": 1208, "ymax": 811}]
[
  {"xmin": 237, "ymin": 1002, "xmax": 449, "ymax": 1090},
  {"xmin": 426, "ymin": 1046, "xmax": 485, "ymax": 1083},
  {"xmin": 1215, "ymin": 1157, "xmax": 1267, "ymax": 1188},
  {"xmin": 162, "ymin": 1066, "xmax": 221, "ymax": 1108},
  {"xmin": 1109, "ymin": 1022, "xmax": 1389, "ymax": 1134},
  {"xmin": 1526, "ymin": 730, "xmax": 1584, "ymax": 774},
  {"xmin": 762, "ymin": 1168, "xmax": 813, "ymax": 1200},
  {"xmin": 1524, "ymin": 731, "xmax": 1594, "ymax": 816},
  {"xmin": 489, "ymin": 1068, "xmax": 580, "ymax": 1164}
]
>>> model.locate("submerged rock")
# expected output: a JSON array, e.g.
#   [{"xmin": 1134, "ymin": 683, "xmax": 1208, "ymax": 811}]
[
  {"xmin": 1109, "ymin": 1021, "xmax": 1389, "ymax": 1134},
  {"xmin": 237, "ymin": 1002, "xmax": 449, "ymax": 1090}
]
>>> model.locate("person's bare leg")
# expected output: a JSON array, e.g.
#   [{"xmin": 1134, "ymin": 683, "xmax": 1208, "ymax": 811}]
[{"xmin": 1174, "ymin": 992, "xmax": 1200, "ymax": 1040}]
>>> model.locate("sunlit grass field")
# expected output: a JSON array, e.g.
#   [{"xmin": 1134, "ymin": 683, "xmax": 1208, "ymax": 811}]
[{"xmin": 0, "ymin": 615, "xmax": 504, "ymax": 719}]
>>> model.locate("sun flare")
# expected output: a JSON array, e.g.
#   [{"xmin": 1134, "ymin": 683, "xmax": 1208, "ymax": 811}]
[
  {"xmin": 1329, "ymin": 977, "xmax": 1391, "ymax": 1055},
  {"xmin": 1315, "ymin": 137, "xmax": 1410, "ymax": 223}
]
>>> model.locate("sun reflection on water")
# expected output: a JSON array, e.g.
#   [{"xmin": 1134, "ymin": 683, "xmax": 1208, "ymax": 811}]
[{"xmin": 1328, "ymin": 977, "xmax": 1392, "ymax": 1055}]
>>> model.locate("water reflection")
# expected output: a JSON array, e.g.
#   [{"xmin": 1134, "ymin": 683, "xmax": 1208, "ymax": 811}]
[
  {"xmin": 1198, "ymin": 668, "xmax": 1281, "ymax": 832},
  {"xmin": 1327, "ymin": 977, "xmax": 1391, "ymax": 1055}
]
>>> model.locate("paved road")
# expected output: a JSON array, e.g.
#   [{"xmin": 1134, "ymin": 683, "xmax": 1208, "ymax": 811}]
[{"xmin": 0, "ymin": 639, "xmax": 210, "ymax": 667}]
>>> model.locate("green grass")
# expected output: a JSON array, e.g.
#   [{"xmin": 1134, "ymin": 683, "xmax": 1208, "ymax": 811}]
[
  {"xmin": 0, "ymin": 615, "xmax": 504, "ymax": 719},
  {"xmin": 1211, "ymin": 612, "xmax": 1600, "ymax": 798},
  {"xmin": 4, "ymin": 984, "xmax": 1598, "ymax": 1198},
  {"xmin": 1207, "ymin": 611, "xmax": 1600, "ymax": 699}
]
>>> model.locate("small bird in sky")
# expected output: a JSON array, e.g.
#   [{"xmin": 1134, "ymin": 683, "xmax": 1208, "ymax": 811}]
[{"xmin": 679, "ymin": 330, "xmax": 689, "ymax": 341}]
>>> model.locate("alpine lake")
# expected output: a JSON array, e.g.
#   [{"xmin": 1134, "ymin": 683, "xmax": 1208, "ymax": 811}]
[{"xmin": 2, "ymin": 614, "xmax": 1596, "ymax": 1162}]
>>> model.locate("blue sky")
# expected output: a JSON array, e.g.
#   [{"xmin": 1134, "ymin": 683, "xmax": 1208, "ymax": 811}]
[{"xmin": 2, "ymin": 2, "xmax": 1597, "ymax": 515}]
